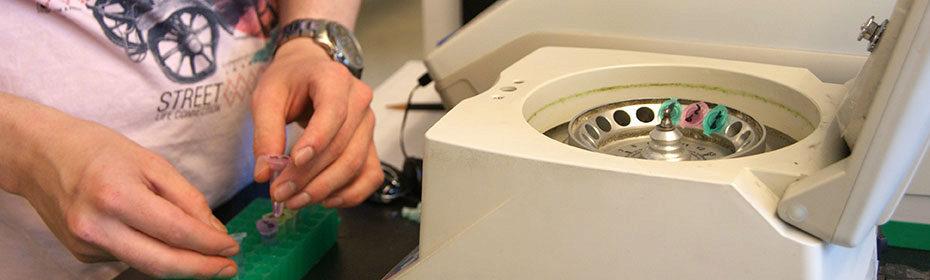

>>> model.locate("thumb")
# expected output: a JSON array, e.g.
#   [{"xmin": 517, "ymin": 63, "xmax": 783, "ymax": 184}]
[{"xmin": 251, "ymin": 77, "xmax": 289, "ymax": 182}]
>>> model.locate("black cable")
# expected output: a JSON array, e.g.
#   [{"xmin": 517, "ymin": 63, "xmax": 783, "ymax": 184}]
[
  {"xmin": 417, "ymin": 72, "xmax": 432, "ymax": 87},
  {"xmin": 399, "ymin": 85, "xmax": 416, "ymax": 158},
  {"xmin": 400, "ymin": 73, "xmax": 432, "ymax": 159}
]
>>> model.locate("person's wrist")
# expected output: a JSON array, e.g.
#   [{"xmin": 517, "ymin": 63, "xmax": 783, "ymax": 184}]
[
  {"xmin": 274, "ymin": 37, "xmax": 330, "ymax": 62},
  {"xmin": 0, "ymin": 95, "xmax": 70, "ymax": 196}
]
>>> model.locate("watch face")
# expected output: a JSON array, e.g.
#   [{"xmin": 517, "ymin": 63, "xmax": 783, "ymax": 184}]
[{"xmin": 328, "ymin": 23, "xmax": 363, "ymax": 69}]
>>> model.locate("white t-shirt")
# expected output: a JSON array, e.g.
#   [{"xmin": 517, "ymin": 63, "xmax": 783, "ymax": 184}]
[{"xmin": 0, "ymin": 0, "xmax": 279, "ymax": 277}]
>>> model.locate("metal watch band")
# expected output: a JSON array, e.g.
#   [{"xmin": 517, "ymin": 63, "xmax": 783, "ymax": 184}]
[
  {"xmin": 276, "ymin": 19, "xmax": 328, "ymax": 51},
  {"xmin": 274, "ymin": 19, "xmax": 363, "ymax": 78}
]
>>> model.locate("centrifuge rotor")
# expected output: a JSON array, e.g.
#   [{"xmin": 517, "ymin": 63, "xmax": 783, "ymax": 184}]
[{"xmin": 566, "ymin": 98, "xmax": 767, "ymax": 161}]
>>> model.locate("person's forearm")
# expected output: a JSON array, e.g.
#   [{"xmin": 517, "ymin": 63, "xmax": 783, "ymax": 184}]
[
  {"xmin": 0, "ymin": 93, "xmax": 69, "ymax": 195},
  {"xmin": 278, "ymin": 0, "xmax": 362, "ymax": 30}
]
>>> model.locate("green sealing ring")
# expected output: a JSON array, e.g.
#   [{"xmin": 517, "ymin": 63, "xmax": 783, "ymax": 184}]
[
  {"xmin": 657, "ymin": 98, "xmax": 683, "ymax": 126},
  {"xmin": 703, "ymin": 105, "xmax": 729, "ymax": 136}
]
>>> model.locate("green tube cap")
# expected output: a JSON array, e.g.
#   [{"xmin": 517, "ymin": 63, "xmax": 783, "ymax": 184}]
[
  {"xmin": 657, "ymin": 98, "xmax": 683, "ymax": 126},
  {"xmin": 703, "ymin": 105, "xmax": 729, "ymax": 136}
]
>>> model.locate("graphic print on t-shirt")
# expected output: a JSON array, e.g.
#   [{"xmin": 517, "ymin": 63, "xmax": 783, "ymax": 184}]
[{"xmin": 84, "ymin": 0, "xmax": 277, "ymax": 83}]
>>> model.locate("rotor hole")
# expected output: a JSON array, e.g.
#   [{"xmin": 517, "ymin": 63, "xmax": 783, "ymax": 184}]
[
  {"xmin": 585, "ymin": 124, "xmax": 600, "ymax": 140},
  {"xmin": 636, "ymin": 107, "xmax": 654, "ymax": 123},
  {"xmin": 726, "ymin": 122, "xmax": 743, "ymax": 137},
  {"xmin": 739, "ymin": 131, "xmax": 752, "ymax": 142},
  {"xmin": 513, "ymin": 80, "xmax": 525, "ymax": 84},
  {"xmin": 500, "ymin": 86, "xmax": 517, "ymax": 92},
  {"xmin": 595, "ymin": 116, "xmax": 611, "ymax": 132},
  {"xmin": 613, "ymin": 110, "xmax": 631, "ymax": 126}
]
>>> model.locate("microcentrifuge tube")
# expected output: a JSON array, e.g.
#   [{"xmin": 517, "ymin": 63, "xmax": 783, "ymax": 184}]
[
  {"xmin": 259, "ymin": 155, "xmax": 291, "ymax": 218},
  {"xmin": 702, "ymin": 105, "xmax": 729, "ymax": 136},
  {"xmin": 680, "ymin": 102, "xmax": 709, "ymax": 128},
  {"xmin": 657, "ymin": 98, "xmax": 683, "ymax": 126},
  {"xmin": 230, "ymin": 232, "xmax": 248, "ymax": 244},
  {"xmin": 256, "ymin": 216, "xmax": 279, "ymax": 245},
  {"xmin": 229, "ymin": 232, "xmax": 247, "ymax": 265},
  {"xmin": 280, "ymin": 209, "xmax": 298, "ymax": 232},
  {"xmin": 262, "ymin": 211, "xmax": 296, "ymax": 236}
]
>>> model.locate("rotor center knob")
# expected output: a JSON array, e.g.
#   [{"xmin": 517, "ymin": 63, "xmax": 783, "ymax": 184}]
[{"xmin": 641, "ymin": 107, "xmax": 691, "ymax": 161}]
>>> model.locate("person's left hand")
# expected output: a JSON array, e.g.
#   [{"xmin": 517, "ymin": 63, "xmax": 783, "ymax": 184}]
[{"xmin": 251, "ymin": 39, "xmax": 383, "ymax": 209}]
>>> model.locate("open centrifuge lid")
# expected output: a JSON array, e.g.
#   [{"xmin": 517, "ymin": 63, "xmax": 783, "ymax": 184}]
[
  {"xmin": 838, "ymin": 2, "xmax": 913, "ymax": 147},
  {"xmin": 778, "ymin": 0, "xmax": 930, "ymax": 247}
]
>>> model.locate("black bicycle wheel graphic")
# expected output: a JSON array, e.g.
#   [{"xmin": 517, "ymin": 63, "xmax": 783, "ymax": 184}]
[
  {"xmin": 90, "ymin": 0, "xmax": 149, "ymax": 62},
  {"xmin": 254, "ymin": 0, "xmax": 279, "ymax": 37},
  {"xmin": 147, "ymin": 6, "xmax": 220, "ymax": 83}
]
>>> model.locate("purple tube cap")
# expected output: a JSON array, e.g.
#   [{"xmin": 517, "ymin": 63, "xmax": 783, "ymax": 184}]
[
  {"xmin": 256, "ymin": 217, "xmax": 279, "ymax": 237},
  {"xmin": 259, "ymin": 155, "xmax": 291, "ymax": 172}
]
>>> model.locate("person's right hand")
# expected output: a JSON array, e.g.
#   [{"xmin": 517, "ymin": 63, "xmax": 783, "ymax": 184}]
[{"xmin": 3, "ymin": 101, "xmax": 239, "ymax": 278}]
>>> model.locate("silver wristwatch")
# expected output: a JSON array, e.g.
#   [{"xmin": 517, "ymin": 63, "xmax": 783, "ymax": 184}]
[{"xmin": 276, "ymin": 19, "xmax": 364, "ymax": 78}]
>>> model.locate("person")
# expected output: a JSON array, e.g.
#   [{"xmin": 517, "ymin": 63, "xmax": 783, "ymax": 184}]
[{"xmin": 0, "ymin": 0, "xmax": 382, "ymax": 278}]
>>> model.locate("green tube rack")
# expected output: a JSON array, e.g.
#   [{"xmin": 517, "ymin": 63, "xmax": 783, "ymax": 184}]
[
  {"xmin": 225, "ymin": 198, "xmax": 340, "ymax": 280},
  {"xmin": 881, "ymin": 221, "xmax": 930, "ymax": 251}
]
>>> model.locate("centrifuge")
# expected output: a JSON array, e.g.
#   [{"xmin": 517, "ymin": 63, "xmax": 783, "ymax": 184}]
[{"xmin": 389, "ymin": 0, "xmax": 930, "ymax": 279}]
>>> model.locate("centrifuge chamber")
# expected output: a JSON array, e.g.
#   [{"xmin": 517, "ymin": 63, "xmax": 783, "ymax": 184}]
[{"xmin": 395, "ymin": 47, "xmax": 874, "ymax": 279}]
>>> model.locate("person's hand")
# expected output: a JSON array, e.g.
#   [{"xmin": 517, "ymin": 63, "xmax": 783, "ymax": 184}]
[
  {"xmin": 252, "ymin": 39, "xmax": 382, "ymax": 209},
  {"xmin": 13, "ymin": 115, "xmax": 239, "ymax": 278}
]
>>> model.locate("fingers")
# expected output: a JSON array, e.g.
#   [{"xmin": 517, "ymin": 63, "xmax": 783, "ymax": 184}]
[
  {"xmin": 270, "ymin": 82, "xmax": 371, "ymax": 202},
  {"xmin": 321, "ymin": 144, "xmax": 384, "ymax": 208},
  {"xmin": 98, "ymin": 219, "xmax": 236, "ymax": 279},
  {"xmin": 284, "ymin": 111, "xmax": 375, "ymax": 209},
  {"xmin": 108, "ymin": 181, "xmax": 238, "ymax": 258},
  {"xmin": 144, "ymin": 160, "xmax": 227, "ymax": 233},
  {"xmin": 258, "ymin": 64, "xmax": 374, "ymax": 206},
  {"xmin": 290, "ymin": 75, "xmax": 371, "ymax": 167},
  {"xmin": 251, "ymin": 75, "xmax": 291, "ymax": 183},
  {"xmin": 95, "ymin": 161, "xmax": 239, "ymax": 257}
]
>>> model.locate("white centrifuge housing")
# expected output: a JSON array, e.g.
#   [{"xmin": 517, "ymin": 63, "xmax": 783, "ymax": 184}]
[{"xmin": 391, "ymin": 0, "xmax": 930, "ymax": 279}]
